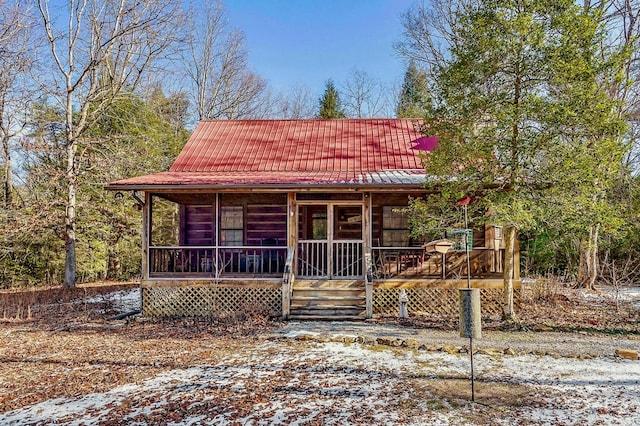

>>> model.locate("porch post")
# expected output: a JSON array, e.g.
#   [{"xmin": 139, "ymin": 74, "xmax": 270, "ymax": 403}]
[
  {"xmin": 141, "ymin": 192, "xmax": 151, "ymax": 280},
  {"xmin": 363, "ymin": 192, "xmax": 373, "ymax": 318}
]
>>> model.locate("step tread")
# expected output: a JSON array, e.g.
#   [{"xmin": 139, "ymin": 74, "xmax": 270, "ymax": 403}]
[
  {"xmin": 293, "ymin": 280, "xmax": 363, "ymax": 284},
  {"xmin": 288, "ymin": 315, "xmax": 365, "ymax": 321},
  {"xmin": 290, "ymin": 304, "xmax": 365, "ymax": 310},
  {"xmin": 293, "ymin": 287, "xmax": 365, "ymax": 291},
  {"xmin": 291, "ymin": 295, "xmax": 365, "ymax": 301},
  {"xmin": 293, "ymin": 281, "xmax": 365, "ymax": 289}
]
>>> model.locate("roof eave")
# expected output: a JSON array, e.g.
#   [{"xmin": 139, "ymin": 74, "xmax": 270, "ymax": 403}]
[{"xmin": 105, "ymin": 182, "xmax": 428, "ymax": 192}]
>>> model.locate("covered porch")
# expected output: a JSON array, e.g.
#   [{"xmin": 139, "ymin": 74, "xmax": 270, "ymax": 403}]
[{"xmin": 135, "ymin": 189, "xmax": 515, "ymax": 319}]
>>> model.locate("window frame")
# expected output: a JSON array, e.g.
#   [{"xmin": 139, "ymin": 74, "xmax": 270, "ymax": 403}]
[{"xmin": 381, "ymin": 206, "xmax": 411, "ymax": 247}]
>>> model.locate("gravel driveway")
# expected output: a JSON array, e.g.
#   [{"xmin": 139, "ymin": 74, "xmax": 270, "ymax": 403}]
[{"xmin": 272, "ymin": 321, "xmax": 640, "ymax": 358}]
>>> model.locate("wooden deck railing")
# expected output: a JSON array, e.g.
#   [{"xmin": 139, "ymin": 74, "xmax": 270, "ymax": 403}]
[
  {"xmin": 371, "ymin": 246, "xmax": 504, "ymax": 280},
  {"xmin": 149, "ymin": 246, "xmax": 287, "ymax": 278},
  {"xmin": 332, "ymin": 240, "xmax": 363, "ymax": 278}
]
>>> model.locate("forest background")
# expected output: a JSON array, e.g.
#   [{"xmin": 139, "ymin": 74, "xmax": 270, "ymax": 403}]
[{"xmin": 1, "ymin": 0, "xmax": 639, "ymax": 291}]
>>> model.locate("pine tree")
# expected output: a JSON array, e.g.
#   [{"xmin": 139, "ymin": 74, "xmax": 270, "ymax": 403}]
[
  {"xmin": 396, "ymin": 60, "xmax": 430, "ymax": 118},
  {"xmin": 317, "ymin": 79, "xmax": 346, "ymax": 118}
]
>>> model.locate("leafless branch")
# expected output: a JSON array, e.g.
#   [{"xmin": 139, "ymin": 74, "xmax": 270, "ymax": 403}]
[{"xmin": 181, "ymin": 0, "xmax": 269, "ymax": 120}]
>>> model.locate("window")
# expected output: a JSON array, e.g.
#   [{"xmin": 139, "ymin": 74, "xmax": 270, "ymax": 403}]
[
  {"xmin": 382, "ymin": 206, "xmax": 410, "ymax": 247},
  {"xmin": 312, "ymin": 209, "xmax": 328, "ymax": 239},
  {"xmin": 220, "ymin": 206, "xmax": 243, "ymax": 246},
  {"xmin": 334, "ymin": 206, "xmax": 362, "ymax": 240},
  {"xmin": 299, "ymin": 205, "xmax": 327, "ymax": 240}
]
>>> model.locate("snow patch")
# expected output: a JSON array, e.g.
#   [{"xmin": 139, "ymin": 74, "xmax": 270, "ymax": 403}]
[
  {"xmin": 85, "ymin": 288, "xmax": 140, "ymax": 313},
  {"xmin": 2, "ymin": 340, "xmax": 638, "ymax": 425}
]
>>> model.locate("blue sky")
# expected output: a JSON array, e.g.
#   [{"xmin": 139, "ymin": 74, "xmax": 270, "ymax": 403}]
[{"xmin": 224, "ymin": 0, "xmax": 416, "ymax": 95}]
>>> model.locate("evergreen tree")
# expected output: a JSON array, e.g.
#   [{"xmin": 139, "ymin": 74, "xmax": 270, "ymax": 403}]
[
  {"xmin": 396, "ymin": 60, "xmax": 430, "ymax": 118},
  {"xmin": 4, "ymin": 94, "xmax": 190, "ymax": 287},
  {"xmin": 402, "ymin": 0, "xmax": 625, "ymax": 320},
  {"xmin": 317, "ymin": 79, "xmax": 346, "ymax": 118},
  {"xmin": 82, "ymin": 94, "xmax": 188, "ymax": 280}
]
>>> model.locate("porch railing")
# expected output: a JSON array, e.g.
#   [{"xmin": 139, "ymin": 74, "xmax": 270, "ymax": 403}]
[
  {"xmin": 371, "ymin": 246, "xmax": 504, "ymax": 280},
  {"xmin": 297, "ymin": 240, "xmax": 363, "ymax": 279},
  {"xmin": 149, "ymin": 244, "xmax": 504, "ymax": 280},
  {"xmin": 296, "ymin": 240, "xmax": 328, "ymax": 278},
  {"xmin": 149, "ymin": 246, "xmax": 287, "ymax": 278},
  {"xmin": 332, "ymin": 240, "xmax": 363, "ymax": 278}
]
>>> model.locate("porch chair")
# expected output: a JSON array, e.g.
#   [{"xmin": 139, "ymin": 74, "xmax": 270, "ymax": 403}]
[{"xmin": 262, "ymin": 238, "xmax": 284, "ymax": 273}]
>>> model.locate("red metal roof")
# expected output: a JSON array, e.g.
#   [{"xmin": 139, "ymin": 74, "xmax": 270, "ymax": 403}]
[{"xmin": 109, "ymin": 119, "xmax": 427, "ymax": 189}]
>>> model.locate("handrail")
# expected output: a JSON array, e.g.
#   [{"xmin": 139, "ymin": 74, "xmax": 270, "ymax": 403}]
[
  {"xmin": 364, "ymin": 250, "xmax": 373, "ymax": 318},
  {"xmin": 149, "ymin": 245, "xmax": 287, "ymax": 277},
  {"xmin": 282, "ymin": 248, "xmax": 295, "ymax": 319},
  {"xmin": 149, "ymin": 244, "xmax": 285, "ymax": 250}
]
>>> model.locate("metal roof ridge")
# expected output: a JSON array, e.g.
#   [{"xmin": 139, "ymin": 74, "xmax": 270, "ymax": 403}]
[{"xmin": 195, "ymin": 118, "xmax": 418, "ymax": 122}]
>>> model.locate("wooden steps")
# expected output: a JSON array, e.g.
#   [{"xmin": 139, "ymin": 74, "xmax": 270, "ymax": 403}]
[{"xmin": 289, "ymin": 280, "xmax": 366, "ymax": 321}]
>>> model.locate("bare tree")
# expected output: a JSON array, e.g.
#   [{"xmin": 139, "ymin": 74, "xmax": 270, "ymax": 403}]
[
  {"xmin": 36, "ymin": 0, "xmax": 181, "ymax": 288},
  {"xmin": 273, "ymin": 84, "xmax": 317, "ymax": 119},
  {"xmin": 341, "ymin": 68, "xmax": 390, "ymax": 118},
  {"xmin": 394, "ymin": 0, "xmax": 473, "ymax": 80},
  {"xmin": 0, "ymin": 0, "xmax": 33, "ymax": 209},
  {"xmin": 182, "ymin": 1, "xmax": 268, "ymax": 120},
  {"xmin": 599, "ymin": 253, "xmax": 640, "ymax": 311}
]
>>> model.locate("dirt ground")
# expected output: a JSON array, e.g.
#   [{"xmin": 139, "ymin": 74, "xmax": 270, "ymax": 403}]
[{"xmin": 0, "ymin": 282, "xmax": 638, "ymax": 425}]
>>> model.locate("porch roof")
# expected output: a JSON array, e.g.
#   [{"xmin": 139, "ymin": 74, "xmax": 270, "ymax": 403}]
[{"xmin": 108, "ymin": 119, "xmax": 428, "ymax": 190}]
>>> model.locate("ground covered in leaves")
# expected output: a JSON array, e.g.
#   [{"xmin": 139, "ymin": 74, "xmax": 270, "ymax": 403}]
[
  {"xmin": 383, "ymin": 282, "xmax": 640, "ymax": 335},
  {"xmin": 0, "ymin": 282, "xmax": 638, "ymax": 425}
]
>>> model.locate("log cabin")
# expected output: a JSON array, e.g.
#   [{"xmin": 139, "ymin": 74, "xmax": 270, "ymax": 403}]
[{"xmin": 107, "ymin": 119, "xmax": 519, "ymax": 320}]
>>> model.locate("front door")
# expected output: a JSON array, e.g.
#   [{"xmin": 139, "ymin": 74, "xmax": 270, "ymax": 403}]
[{"xmin": 297, "ymin": 204, "xmax": 363, "ymax": 279}]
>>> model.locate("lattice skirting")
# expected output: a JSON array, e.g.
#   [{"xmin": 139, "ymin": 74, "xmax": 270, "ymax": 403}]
[
  {"xmin": 373, "ymin": 288, "xmax": 521, "ymax": 318},
  {"xmin": 142, "ymin": 286, "xmax": 281, "ymax": 317}
]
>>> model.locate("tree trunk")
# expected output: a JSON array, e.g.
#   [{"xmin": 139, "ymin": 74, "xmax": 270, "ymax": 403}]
[
  {"xmin": 2, "ymin": 136, "xmax": 12, "ymax": 209},
  {"xmin": 63, "ymin": 130, "xmax": 77, "ymax": 288},
  {"xmin": 107, "ymin": 245, "xmax": 121, "ymax": 279},
  {"xmin": 577, "ymin": 224, "xmax": 599, "ymax": 290},
  {"xmin": 502, "ymin": 225, "xmax": 519, "ymax": 322}
]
